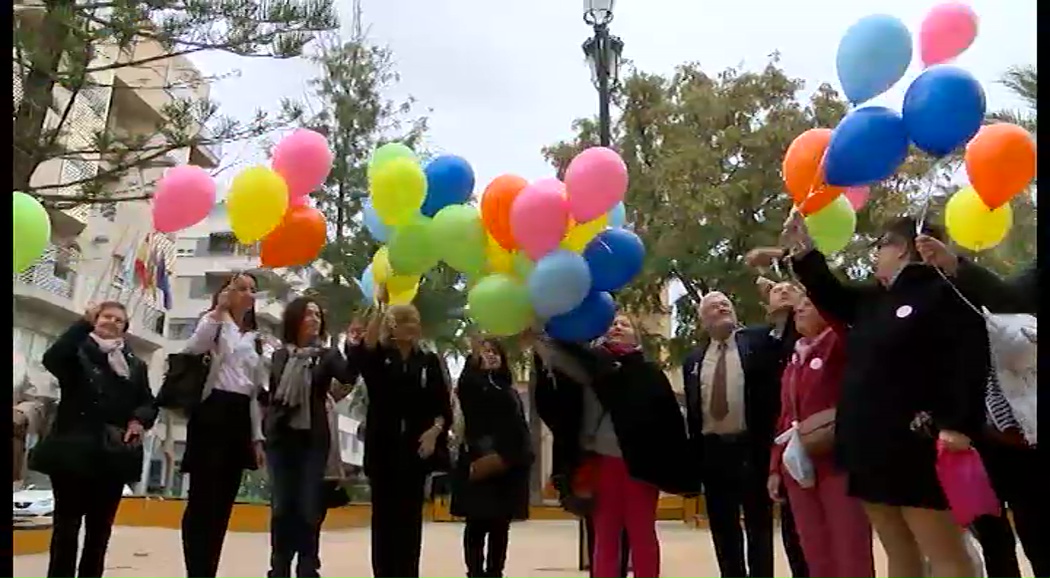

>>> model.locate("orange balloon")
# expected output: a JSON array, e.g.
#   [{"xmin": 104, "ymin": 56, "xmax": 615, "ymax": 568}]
[
  {"xmin": 965, "ymin": 123, "xmax": 1037, "ymax": 210},
  {"xmin": 783, "ymin": 128, "xmax": 845, "ymax": 215},
  {"xmin": 260, "ymin": 206, "xmax": 327, "ymax": 268},
  {"xmin": 481, "ymin": 174, "xmax": 528, "ymax": 251}
]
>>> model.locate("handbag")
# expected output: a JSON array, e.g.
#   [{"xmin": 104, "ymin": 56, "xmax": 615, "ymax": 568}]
[
  {"xmin": 798, "ymin": 408, "xmax": 836, "ymax": 456},
  {"xmin": 469, "ymin": 453, "xmax": 508, "ymax": 481},
  {"xmin": 156, "ymin": 325, "xmax": 221, "ymax": 414}
]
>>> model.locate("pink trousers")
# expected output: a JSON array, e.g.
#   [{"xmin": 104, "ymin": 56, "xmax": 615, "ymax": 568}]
[
  {"xmin": 592, "ymin": 455, "xmax": 660, "ymax": 578},
  {"xmin": 785, "ymin": 469, "xmax": 874, "ymax": 578}
]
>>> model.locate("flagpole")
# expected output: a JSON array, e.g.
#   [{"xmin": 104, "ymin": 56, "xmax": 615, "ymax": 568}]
[{"xmin": 86, "ymin": 227, "xmax": 133, "ymax": 304}]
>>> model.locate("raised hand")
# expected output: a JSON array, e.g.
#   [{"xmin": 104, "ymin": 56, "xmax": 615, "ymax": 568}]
[{"xmin": 83, "ymin": 302, "xmax": 101, "ymax": 323}]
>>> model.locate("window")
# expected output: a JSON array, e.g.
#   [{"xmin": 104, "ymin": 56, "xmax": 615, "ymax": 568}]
[
  {"xmin": 168, "ymin": 318, "xmax": 199, "ymax": 340},
  {"xmin": 206, "ymin": 233, "xmax": 237, "ymax": 255},
  {"xmin": 176, "ymin": 246, "xmax": 195, "ymax": 257},
  {"xmin": 98, "ymin": 202, "xmax": 116, "ymax": 221}
]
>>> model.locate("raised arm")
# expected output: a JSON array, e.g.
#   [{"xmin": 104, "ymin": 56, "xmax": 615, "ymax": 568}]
[
  {"xmin": 41, "ymin": 318, "xmax": 95, "ymax": 382},
  {"xmin": 183, "ymin": 314, "xmax": 225, "ymax": 354},
  {"xmin": 954, "ymin": 259, "xmax": 1037, "ymax": 315}
]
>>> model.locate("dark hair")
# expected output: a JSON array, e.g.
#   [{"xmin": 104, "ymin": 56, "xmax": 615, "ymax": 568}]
[
  {"xmin": 876, "ymin": 216, "xmax": 946, "ymax": 261},
  {"xmin": 474, "ymin": 338, "xmax": 513, "ymax": 384},
  {"xmin": 96, "ymin": 301, "xmax": 130, "ymax": 331},
  {"xmin": 280, "ymin": 296, "xmax": 327, "ymax": 345},
  {"xmin": 209, "ymin": 272, "xmax": 258, "ymax": 331}
]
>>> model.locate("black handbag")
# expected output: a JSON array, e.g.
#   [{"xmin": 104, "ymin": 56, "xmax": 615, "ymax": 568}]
[{"xmin": 156, "ymin": 327, "xmax": 220, "ymax": 414}]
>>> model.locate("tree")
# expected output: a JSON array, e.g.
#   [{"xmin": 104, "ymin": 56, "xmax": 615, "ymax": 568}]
[
  {"xmin": 544, "ymin": 55, "xmax": 943, "ymax": 363},
  {"xmin": 13, "ymin": 0, "xmax": 337, "ymax": 209}
]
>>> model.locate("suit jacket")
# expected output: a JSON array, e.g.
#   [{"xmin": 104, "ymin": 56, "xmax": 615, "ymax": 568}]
[
  {"xmin": 955, "ymin": 259, "xmax": 1037, "ymax": 315},
  {"xmin": 682, "ymin": 321, "xmax": 794, "ymax": 482}
]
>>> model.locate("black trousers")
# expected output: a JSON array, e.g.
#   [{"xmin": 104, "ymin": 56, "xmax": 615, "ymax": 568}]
[
  {"xmin": 369, "ymin": 470, "xmax": 427, "ymax": 578},
  {"xmin": 971, "ymin": 441, "xmax": 1046, "ymax": 578},
  {"xmin": 779, "ymin": 495, "xmax": 809, "ymax": 578},
  {"xmin": 47, "ymin": 475, "xmax": 125, "ymax": 578},
  {"xmin": 463, "ymin": 518, "xmax": 511, "ymax": 577},
  {"xmin": 702, "ymin": 434, "xmax": 773, "ymax": 578}
]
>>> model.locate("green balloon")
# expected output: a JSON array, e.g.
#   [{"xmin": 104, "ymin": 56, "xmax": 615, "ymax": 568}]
[
  {"xmin": 431, "ymin": 204, "xmax": 487, "ymax": 276},
  {"xmin": 368, "ymin": 142, "xmax": 417, "ymax": 180},
  {"xmin": 388, "ymin": 215, "xmax": 439, "ymax": 275},
  {"xmin": 13, "ymin": 192, "xmax": 51, "ymax": 273},
  {"xmin": 468, "ymin": 274, "xmax": 534, "ymax": 337},
  {"xmin": 511, "ymin": 252, "xmax": 534, "ymax": 280},
  {"xmin": 805, "ymin": 195, "xmax": 857, "ymax": 255}
]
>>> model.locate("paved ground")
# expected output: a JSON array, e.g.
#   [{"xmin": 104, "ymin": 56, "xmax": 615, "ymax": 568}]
[{"xmin": 14, "ymin": 520, "xmax": 1032, "ymax": 577}]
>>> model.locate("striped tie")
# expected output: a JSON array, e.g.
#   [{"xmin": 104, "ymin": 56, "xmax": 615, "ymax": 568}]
[{"xmin": 985, "ymin": 366, "xmax": 1020, "ymax": 432}]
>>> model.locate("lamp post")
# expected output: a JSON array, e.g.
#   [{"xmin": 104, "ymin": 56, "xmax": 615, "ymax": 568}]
[{"xmin": 582, "ymin": 0, "xmax": 624, "ymax": 148}]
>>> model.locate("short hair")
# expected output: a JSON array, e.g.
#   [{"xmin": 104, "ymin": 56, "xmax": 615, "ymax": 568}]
[
  {"xmin": 97, "ymin": 300, "xmax": 130, "ymax": 331},
  {"xmin": 280, "ymin": 296, "xmax": 327, "ymax": 344},
  {"xmin": 876, "ymin": 216, "xmax": 947, "ymax": 261},
  {"xmin": 380, "ymin": 304, "xmax": 421, "ymax": 345}
]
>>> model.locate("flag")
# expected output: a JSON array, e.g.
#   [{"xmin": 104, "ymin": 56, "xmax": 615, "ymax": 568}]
[
  {"xmin": 156, "ymin": 251, "xmax": 173, "ymax": 310},
  {"xmin": 134, "ymin": 233, "xmax": 151, "ymax": 288},
  {"xmin": 144, "ymin": 246, "xmax": 157, "ymax": 292},
  {"xmin": 122, "ymin": 233, "xmax": 140, "ymax": 287}
]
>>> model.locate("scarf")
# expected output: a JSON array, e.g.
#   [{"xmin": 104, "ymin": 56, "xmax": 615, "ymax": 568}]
[
  {"xmin": 273, "ymin": 345, "xmax": 322, "ymax": 431},
  {"xmin": 601, "ymin": 340, "xmax": 642, "ymax": 357},
  {"xmin": 89, "ymin": 333, "xmax": 130, "ymax": 378},
  {"xmin": 793, "ymin": 325, "xmax": 833, "ymax": 363}
]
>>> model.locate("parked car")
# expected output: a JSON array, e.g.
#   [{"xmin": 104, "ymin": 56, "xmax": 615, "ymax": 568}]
[{"xmin": 13, "ymin": 482, "xmax": 133, "ymax": 518}]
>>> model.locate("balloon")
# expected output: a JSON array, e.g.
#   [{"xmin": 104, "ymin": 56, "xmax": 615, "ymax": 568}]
[
  {"xmin": 387, "ymin": 215, "xmax": 439, "ymax": 276},
  {"xmin": 782, "ymin": 128, "xmax": 844, "ymax": 215},
  {"xmin": 582, "ymin": 228, "xmax": 645, "ymax": 293},
  {"xmin": 545, "ymin": 291, "xmax": 617, "ymax": 342},
  {"xmin": 372, "ymin": 246, "xmax": 392, "ymax": 285},
  {"xmin": 259, "ymin": 206, "xmax": 327, "ymax": 268},
  {"xmin": 902, "ymin": 66, "xmax": 986, "ymax": 157},
  {"xmin": 370, "ymin": 157, "xmax": 427, "ymax": 227},
  {"xmin": 363, "ymin": 198, "xmax": 390, "ymax": 242},
  {"xmin": 421, "ymin": 155, "xmax": 475, "ymax": 217},
  {"xmin": 359, "ymin": 265, "xmax": 376, "ymax": 305},
  {"xmin": 844, "ymin": 186, "xmax": 870, "ymax": 211},
  {"xmin": 481, "ymin": 174, "xmax": 528, "ymax": 251},
  {"xmin": 804, "ymin": 195, "xmax": 857, "ymax": 254},
  {"xmin": 272, "ymin": 128, "xmax": 333, "ymax": 198},
  {"xmin": 388, "ymin": 274, "xmax": 421, "ymax": 305},
  {"xmin": 824, "ymin": 107, "xmax": 910, "ymax": 187},
  {"xmin": 289, "ymin": 194, "xmax": 310, "ymax": 208},
  {"xmin": 836, "ymin": 14, "xmax": 913, "ymax": 104},
  {"xmin": 608, "ymin": 202, "xmax": 626, "ymax": 228},
  {"xmin": 467, "ymin": 274, "xmax": 534, "ymax": 337},
  {"xmin": 945, "ymin": 186, "xmax": 1012, "ymax": 251},
  {"xmin": 431, "ymin": 204, "xmax": 487, "ymax": 275},
  {"xmin": 919, "ymin": 3, "xmax": 979, "ymax": 68},
  {"xmin": 512, "ymin": 251, "xmax": 534, "ymax": 281},
  {"xmin": 562, "ymin": 214, "xmax": 609, "ymax": 252},
  {"xmin": 13, "ymin": 192, "xmax": 51, "ymax": 273},
  {"xmin": 510, "ymin": 178, "xmax": 570, "ymax": 261},
  {"xmin": 485, "ymin": 234, "xmax": 514, "ymax": 275},
  {"xmin": 527, "ymin": 250, "xmax": 592, "ymax": 318},
  {"xmin": 151, "ymin": 165, "xmax": 216, "ymax": 233},
  {"xmin": 564, "ymin": 147, "xmax": 629, "ymax": 223},
  {"xmin": 368, "ymin": 142, "xmax": 418, "ymax": 180},
  {"xmin": 227, "ymin": 166, "xmax": 289, "ymax": 243},
  {"xmin": 965, "ymin": 123, "xmax": 1037, "ymax": 210}
]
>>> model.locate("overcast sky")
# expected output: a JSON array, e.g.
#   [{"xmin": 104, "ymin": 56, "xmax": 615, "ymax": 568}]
[{"xmin": 192, "ymin": 0, "xmax": 1036, "ymax": 194}]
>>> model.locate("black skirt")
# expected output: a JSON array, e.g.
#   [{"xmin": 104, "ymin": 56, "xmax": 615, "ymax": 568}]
[
  {"xmin": 450, "ymin": 448, "xmax": 530, "ymax": 522},
  {"xmin": 181, "ymin": 389, "xmax": 257, "ymax": 474}
]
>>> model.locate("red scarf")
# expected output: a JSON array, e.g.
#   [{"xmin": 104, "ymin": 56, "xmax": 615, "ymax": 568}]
[{"xmin": 602, "ymin": 340, "xmax": 642, "ymax": 357}]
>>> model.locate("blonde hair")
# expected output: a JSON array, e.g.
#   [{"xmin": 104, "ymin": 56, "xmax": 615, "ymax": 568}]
[{"xmin": 380, "ymin": 304, "xmax": 421, "ymax": 345}]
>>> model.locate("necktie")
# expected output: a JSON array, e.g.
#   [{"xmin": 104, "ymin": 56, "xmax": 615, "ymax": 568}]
[{"xmin": 710, "ymin": 341, "xmax": 729, "ymax": 421}]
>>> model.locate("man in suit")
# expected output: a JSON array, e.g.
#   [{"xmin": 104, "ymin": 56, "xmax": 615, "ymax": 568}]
[{"xmin": 683, "ymin": 291, "xmax": 790, "ymax": 578}]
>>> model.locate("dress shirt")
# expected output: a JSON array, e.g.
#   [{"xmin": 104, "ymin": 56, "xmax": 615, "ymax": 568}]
[{"xmin": 699, "ymin": 333, "xmax": 747, "ymax": 435}]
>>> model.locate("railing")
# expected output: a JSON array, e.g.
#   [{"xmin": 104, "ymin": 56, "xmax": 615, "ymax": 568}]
[
  {"xmin": 13, "ymin": 244, "xmax": 79, "ymax": 300},
  {"xmin": 95, "ymin": 285, "xmax": 167, "ymax": 338}
]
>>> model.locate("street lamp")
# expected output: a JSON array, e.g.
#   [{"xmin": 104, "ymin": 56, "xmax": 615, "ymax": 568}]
[{"xmin": 582, "ymin": 0, "xmax": 624, "ymax": 147}]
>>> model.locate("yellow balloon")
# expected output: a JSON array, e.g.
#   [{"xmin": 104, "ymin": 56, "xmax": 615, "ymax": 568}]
[
  {"xmin": 370, "ymin": 157, "xmax": 427, "ymax": 227},
  {"xmin": 945, "ymin": 186, "xmax": 1013, "ymax": 252},
  {"xmin": 561, "ymin": 214, "xmax": 609, "ymax": 252},
  {"xmin": 388, "ymin": 273, "xmax": 420, "ymax": 305},
  {"xmin": 372, "ymin": 246, "xmax": 392, "ymax": 285},
  {"xmin": 227, "ymin": 166, "xmax": 289, "ymax": 243},
  {"xmin": 485, "ymin": 235, "xmax": 514, "ymax": 275}
]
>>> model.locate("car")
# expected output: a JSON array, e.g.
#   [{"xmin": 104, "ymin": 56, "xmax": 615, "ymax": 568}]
[{"xmin": 13, "ymin": 483, "xmax": 135, "ymax": 519}]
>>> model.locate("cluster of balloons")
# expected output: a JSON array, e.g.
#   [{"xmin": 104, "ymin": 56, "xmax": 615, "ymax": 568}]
[
  {"xmin": 359, "ymin": 143, "xmax": 640, "ymax": 342},
  {"xmin": 782, "ymin": 3, "xmax": 1036, "ymax": 254},
  {"xmin": 225, "ymin": 129, "xmax": 333, "ymax": 268},
  {"xmin": 13, "ymin": 192, "xmax": 51, "ymax": 273}
]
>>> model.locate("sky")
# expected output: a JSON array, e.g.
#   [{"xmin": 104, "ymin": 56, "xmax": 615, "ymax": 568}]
[{"xmin": 192, "ymin": 0, "xmax": 1036, "ymax": 193}]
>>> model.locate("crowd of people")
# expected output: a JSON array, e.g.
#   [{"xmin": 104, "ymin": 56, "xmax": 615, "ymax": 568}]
[{"xmin": 12, "ymin": 211, "xmax": 1040, "ymax": 578}]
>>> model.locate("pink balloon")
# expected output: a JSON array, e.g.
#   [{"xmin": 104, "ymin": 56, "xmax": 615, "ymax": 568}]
[
  {"xmin": 510, "ymin": 178, "xmax": 570, "ymax": 261},
  {"xmin": 272, "ymin": 128, "xmax": 334, "ymax": 198},
  {"xmin": 919, "ymin": 2, "xmax": 978, "ymax": 68},
  {"xmin": 289, "ymin": 194, "xmax": 310, "ymax": 208},
  {"xmin": 564, "ymin": 147, "xmax": 628, "ymax": 222},
  {"xmin": 844, "ymin": 186, "xmax": 870, "ymax": 211},
  {"xmin": 151, "ymin": 165, "xmax": 216, "ymax": 233}
]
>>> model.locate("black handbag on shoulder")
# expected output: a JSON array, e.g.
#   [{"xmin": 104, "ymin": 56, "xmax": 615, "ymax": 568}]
[{"xmin": 156, "ymin": 327, "xmax": 220, "ymax": 415}]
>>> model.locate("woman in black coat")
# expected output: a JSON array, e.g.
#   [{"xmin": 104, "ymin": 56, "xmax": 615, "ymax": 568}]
[
  {"xmin": 451, "ymin": 338, "xmax": 532, "ymax": 578},
  {"xmin": 782, "ymin": 214, "xmax": 989, "ymax": 578},
  {"xmin": 34, "ymin": 302, "xmax": 157, "ymax": 578}
]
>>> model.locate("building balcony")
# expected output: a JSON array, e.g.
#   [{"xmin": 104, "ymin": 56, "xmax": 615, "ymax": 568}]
[{"xmin": 14, "ymin": 244, "xmax": 79, "ymax": 302}]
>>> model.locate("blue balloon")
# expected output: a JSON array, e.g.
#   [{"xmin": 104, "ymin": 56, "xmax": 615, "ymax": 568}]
[
  {"xmin": 824, "ymin": 106, "xmax": 910, "ymax": 187},
  {"xmin": 583, "ymin": 228, "xmax": 645, "ymax": 292},
  {"xmin": 358, "ymin": 264, "xmax": 375, "ymax": 306},
  {"xmin": 902, "ymin": 66, "xmax": 986, "ymax": 158},
  {"xmin": 545, "ymin": 291, "xmax": 617, "ymax": 343},
  {"xmin": 528, "ymin": 250, "xmax": 592, "ymax": 318},
  {"xmin": 363, "ymin": 199, "xmax": 389, "ymax": 242},
  {"xmin": 836, "ymin": 14, "xmax": 913, "ymax": 105},
  {"xmin": 608, "ymin": 202, "xmax": 626, "ymax": 228},
  {"xmin": 421, "ymin": 155, "xmax": 475, "ymax": 217}
]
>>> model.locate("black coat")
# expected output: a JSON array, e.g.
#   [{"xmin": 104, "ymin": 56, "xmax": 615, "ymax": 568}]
[
  {"xmin": 682, "ymin": 321, "xmax": 794, "ymax": 485},
  {"xmin": 263, "ymin": 344, "xmax": 358, "ymax": 448},
  {"xmin": 792, "ymin": 251, "xmax": 989, "ymax": 508},
  {"xmin": 534, "ymin": 342, "xmax": 700, "ymax": 496},
  {"xmin": 955, "ymin": 259, "xmax": 1037, "ymax": 315},
  {"xmin": 34, "ymin": 320, "xmax": 157, "ymax": 483},
  {"xmin": 353, "ymin": 343, "xmax": 453, "ymax": 479},
  {"xmin": 450, "ymin": 362, "xmax": 532, "ymax": 521}
]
